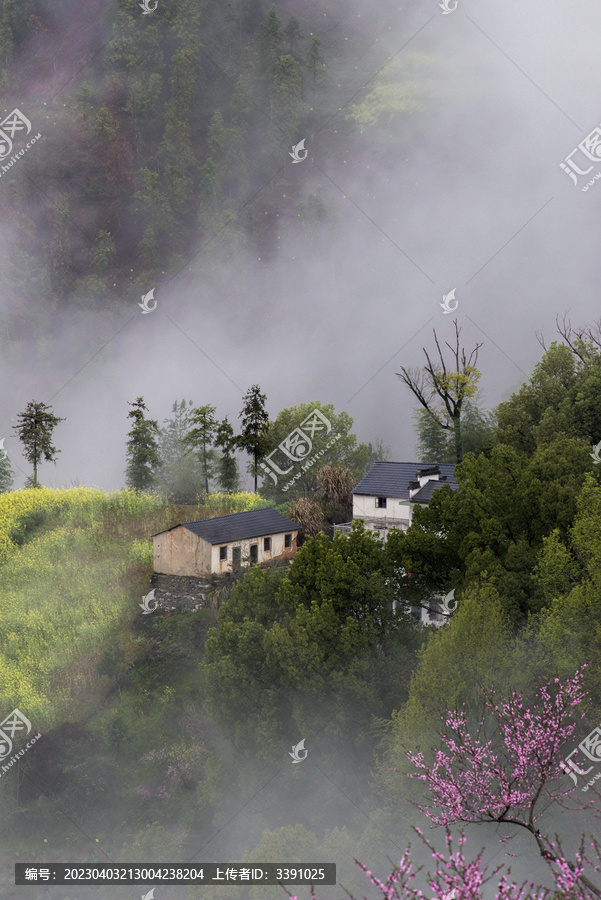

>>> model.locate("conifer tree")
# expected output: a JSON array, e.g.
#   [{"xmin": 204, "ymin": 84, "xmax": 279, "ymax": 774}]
[
  {"xmin": 13, "ymin": 400, "xmax": 65, "ymax": 488},
  {"xmin": 125, "ymin": 397, "xmax": 161, "ymax": 491},
  {"xmin": 258, "ymin": 4, "xmax": 284, "ymax": 66},
  {"xmin": 182, "ymin": 404, "xmax": 218, "ymax": 495},
  {"xmin": 237, "ymin": 385, "xmax": 270, "ymax": 492},
  {"xmin": 0, "ymin": 445, "xmax": 14, "ymax": 492},
  {"xmin": 306, "ymin": 34, "xmax": 324, "ymax": 92},
  {"xmin": 215, "ymin": 417, "xmax": 239, "ymax": 493},
  {"xmin": 283, "ymin": 14, "xmax": 303, "ymax": 54},
  {"xmin": 155, "ymin": 400, "xmax": 204, "ymax": 503}
]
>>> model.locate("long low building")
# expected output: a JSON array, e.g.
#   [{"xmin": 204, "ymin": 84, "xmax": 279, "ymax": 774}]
[{"xmin": 152, "ymin": 507, "xmax": 300, "ymax": 576}]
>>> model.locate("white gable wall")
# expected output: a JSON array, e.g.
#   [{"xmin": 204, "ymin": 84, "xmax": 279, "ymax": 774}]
[{"xmin": 352, "ymin": 494, "xmax": 412, "ymax": 527}]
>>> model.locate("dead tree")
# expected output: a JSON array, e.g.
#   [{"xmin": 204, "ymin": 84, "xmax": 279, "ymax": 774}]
[{"xmin": 397, "ymin": 320, "xmax": 483, "ymax": 464}]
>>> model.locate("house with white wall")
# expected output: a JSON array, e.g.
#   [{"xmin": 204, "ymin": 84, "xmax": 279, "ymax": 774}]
[{"xmin": 334, "ymin": 461, "xmax": 458, "ymax": 626}]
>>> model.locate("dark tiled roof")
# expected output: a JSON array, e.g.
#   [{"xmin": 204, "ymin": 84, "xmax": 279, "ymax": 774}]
[
  {"xmin": 159, "ymin": 508, "xmax": 299, "ymax": 545},
  {"xmin": 353, "ymin": 461, "xmax": 458, "ymax": 502}
]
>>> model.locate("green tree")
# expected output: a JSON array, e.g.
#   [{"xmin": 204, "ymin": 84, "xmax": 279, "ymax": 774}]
[
  {"xmin": 0, "ymin": 446, "xmax": 14, "ymax": 492},
  {"xmin": 398, "ymin": 320, "xmax": 483, "ymax": 464},
  {"xmin": 182, "ymin": 404, "xmax": 218, "ymax": 495},
  {"xmin": 496, "ymin": 342, "xmax": 578, "ymax": 455},
  {"xmin": 259, "ymin": 402, "xmax": 371, "ymax": 504},
  {"xmin": 283, "ymin": 14, "xmax": 303, "ymax": 54},
  {"xmin": 495, "ymin": 323, "xmax": 601, "ymax": 458},
  {"xmin": 385, "ymin": 437, "xmax": 595, "ymax": 624},
  {"xmin": 344, "ymin": 56, "xmax": 424, "ymax": 134},
  {"xmin": 125, "ymin": 397, "xmax": 161, "ymax": 491},
  {"xmin": 214, "ymin": 417, "xmax": 239, "ymax": 493},
  {"xmin": 413, "ymin": 407, "xmax": 451, "ymax": 462},
  {"xmin": 89, "ymin": 229, "xmax": 116, "ymax": 274},
  {"xmin": 258, "ymin": 4, "xmax": 284, "ymax": 67},
  {"xmin": 155, "ymin": 400, "xmax": 204, "ymax": 503},
  {"xmin": 378, "ymin": 581, "xmax": 514, "ymax": 810},
  {"xmin": 460, "ymin": 401, "xmax": 498, "ymax": 457},
  {"xmin": 558, "ymin": 317, "xmax": 601, "ymax": 445},
  {"xmin": 237, "ymin": 384, "xmax": 270, "ymax": 492},
  {"xmin": 414, "ymin": 401, "xmax": 497, "ymax": 462},
  {"xmin": 526, "ymin": 474, "xmax": 601, "ymax": 706},
  {"xmin": 202, "ymin": 524, "xmax": 421, "ymax": 759},
  {"xmin": 12, "ymin": 400, "xmax": 65, "ymax": 488},
  {"xmin": 272, "ymin": 53, "xmax": 304, "ymax": 130},
  {"xmin": 306, "ymin": 34, "xmax": 324, "ymax": 93},
  {"xmin": 0, "ymin": 0, "xmax": 40, "ymax": 76}
]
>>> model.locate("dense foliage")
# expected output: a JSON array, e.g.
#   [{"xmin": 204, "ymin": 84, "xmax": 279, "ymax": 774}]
[
  {"xmin": 202, "ymin": 524, "xmax": 422, "ymax": 761},
  {"xmin": 0, "ymin": 0, "xmax": 369, "ymax": 331}
]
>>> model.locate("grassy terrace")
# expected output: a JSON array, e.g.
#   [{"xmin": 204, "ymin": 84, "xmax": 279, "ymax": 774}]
[{"xmin": 0, "ymin": 488, "xmax": 240, "ymax": 727}]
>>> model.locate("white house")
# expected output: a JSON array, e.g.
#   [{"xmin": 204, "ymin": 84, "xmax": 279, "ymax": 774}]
[
  {"xmin": 334, "ymin": 461, "xmax": 458, "ymax": 627},
  {"xmin": 152, "ymin": 508, "xmax": 299, "ymax": 577}
]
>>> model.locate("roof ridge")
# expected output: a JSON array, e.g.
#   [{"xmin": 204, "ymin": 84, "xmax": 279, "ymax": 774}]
[{"xmin": 181, "ymin": 506, "xmax": 279, "ymax": 525}]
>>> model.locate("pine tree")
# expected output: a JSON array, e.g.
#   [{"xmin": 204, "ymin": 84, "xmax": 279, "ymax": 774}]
[
  {"xmin": 273, "ymin": 54, "xmax": 303, "ymax": 130},
  {"xmin": 237, "ymin": 384, "xmax": 270, "ymax": 492},
  {"xmin": 215, "ymin": 417, "xmax": 239, "ymax": 493},
  {"xmin": 283, "ymin": 14, "xmax": 303, "ymax": 54},
  {"xmin": 258, "ymin": 4, "xmax": 284, "ymax": 67},
  {"xmin": 413, "ymin": 408, "xmax": 452, "ymax": 463},
  {"xmin": 0, "ymin": 446, "xmax": 14, "ymax": 492},
  {"xmin": 182, "ymin": 404, "xmax": 218, "ymax": 496},
  {"xmin": 413, "ymin": 401, "xmax": 497, "ymax": 463},
  {"xmin": 306, "ymin": 35, "xmax": 324, "ymax": 92},
  {"xmin": 155, "ymin": 400, "xmax": 204, "ymax": 503},
  {"xmin": 13, "ymin": 400, "xmax": 65, "ymax": 488},
  {"xmin": 125, "ymin": 397, "xmax": 161, "ymax": 491}
]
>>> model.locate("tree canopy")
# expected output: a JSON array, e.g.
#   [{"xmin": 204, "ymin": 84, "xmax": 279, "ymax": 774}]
[
  {"xmin": 12, "ymin": 400, "xmax": 64, "ymax": 488},
  {"xmin": 259, "ymin": 401, "xmax": 375, "ymax": 505}
]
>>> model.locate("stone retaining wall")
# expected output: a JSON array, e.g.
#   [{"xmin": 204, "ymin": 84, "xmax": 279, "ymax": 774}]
[{"xmin": 149, "ymin": 572, "xmax": 233, "ymax": 612}]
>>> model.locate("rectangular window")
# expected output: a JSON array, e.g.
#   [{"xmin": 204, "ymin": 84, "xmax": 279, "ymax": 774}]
[
  {"xmin": 376, "ymin": 497, "xmax": 387, "ymax": 508},
  {"xmin": 250, "ymin": 544, "xmax": 258, "ymax": 564},
  {"xmin": 284, "ymin": 533, "xmax": 292, "ymax": 548},
  {"xmin": 219, "ymin": 546, "xmax": 227, "ymax": 561},
  {"xmin": 264, "ymin": 537, "xmax": 271, "ymax": 552}
]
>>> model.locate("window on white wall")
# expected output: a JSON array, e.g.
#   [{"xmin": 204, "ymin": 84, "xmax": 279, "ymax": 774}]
[{"xmin": 376, "ymin": 497, "xmax": 387, "ymax": 508}]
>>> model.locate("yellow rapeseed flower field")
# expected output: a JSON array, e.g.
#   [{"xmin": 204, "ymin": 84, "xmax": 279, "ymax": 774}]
[
  {"xmin": 0, "ymin": 488, "xmax": 162, "ymax": 729},
  {"xmin": 203, "ymin": 491, "xmax": 273, "ymax": 512}
]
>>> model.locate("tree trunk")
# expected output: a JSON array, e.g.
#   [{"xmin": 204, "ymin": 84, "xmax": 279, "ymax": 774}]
[{"xmin": 453, "ymin": 412, "xmax": 462, "ymax": 464}]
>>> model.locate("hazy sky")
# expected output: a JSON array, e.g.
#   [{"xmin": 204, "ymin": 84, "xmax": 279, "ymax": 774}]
[{"xmin": 3, "ymin": 0, "xmax": 601, "ymax": 491}]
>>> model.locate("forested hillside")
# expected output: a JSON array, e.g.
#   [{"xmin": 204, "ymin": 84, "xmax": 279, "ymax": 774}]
[{"xmin": 0, "ymin": 0, "xmax": 425, "ymax": 342}]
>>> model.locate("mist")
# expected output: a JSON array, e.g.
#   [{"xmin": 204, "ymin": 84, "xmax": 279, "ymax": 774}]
[
  {"xmin": 1, "ymin": 0, "xmax": 600, "ymax": 490},
  {"xmin": 1, "ymin": 0, "xmax": 601, "ymax": 897}
]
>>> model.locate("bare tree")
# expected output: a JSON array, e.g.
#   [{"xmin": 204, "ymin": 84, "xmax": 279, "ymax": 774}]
[
  {"xmin": 397, "ymin": 320, "xmax": 483, "ymax": 464},
  {"xmin": 546, "ymin": 313, "xmax": 601, "ymax": 363}
]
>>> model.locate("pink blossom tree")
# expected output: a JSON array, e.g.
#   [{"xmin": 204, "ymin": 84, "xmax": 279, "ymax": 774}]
[
  {"xmin": 288, "ymin": 666, "xmax": 601, "ymax": 900},
  {"xmin": 407, "ymin": 664, "xmax": 601, "ymax": 897}
]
